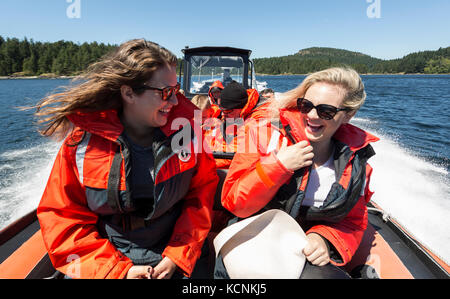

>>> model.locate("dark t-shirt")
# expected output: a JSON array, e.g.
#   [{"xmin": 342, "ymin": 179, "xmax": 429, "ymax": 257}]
[{"xmin": 123, "ymin": 133, "xmax": 155, "ymax": 215}]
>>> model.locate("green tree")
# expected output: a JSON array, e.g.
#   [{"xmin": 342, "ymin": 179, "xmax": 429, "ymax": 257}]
[
  {"xmin": 352, "ymin": 63, "xmax": 369, "ymax": 74},
  {"xmin": 424, "ymin": 58, "xmax": 450, "ymax": 74},
  {"xmin": 22, "ymin": 53, "xmax": 38, "ymax": 75},
  {"xmin": 37, "ymin": 48, "xmax": 52, "ymax": 74},
  {"xmin": 3, "ymin": 38, "xmax": 22, "ymax": 73},
  {"xmin": 0, "ymin": 52, "xmax": 7, "ymax": 75}
]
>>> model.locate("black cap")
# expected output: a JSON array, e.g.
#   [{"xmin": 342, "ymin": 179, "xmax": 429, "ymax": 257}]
[{"xmin": 220, "ymin": 81, "xmax": 248, "ymax": 109}]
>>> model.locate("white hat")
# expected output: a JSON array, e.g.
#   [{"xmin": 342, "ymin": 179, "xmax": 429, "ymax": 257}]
[{"xmin": 213, "ymin": 209, "xmax": 307, "ymax": 279}]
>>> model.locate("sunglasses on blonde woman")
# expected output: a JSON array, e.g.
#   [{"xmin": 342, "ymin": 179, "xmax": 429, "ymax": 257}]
[
  {"xmin": 297, "ymin": 98, "xmax": 351, "ymax": 120},
  {"xmin": 135, "ymin": 82, "xmax": 181, "ymax": 101}
]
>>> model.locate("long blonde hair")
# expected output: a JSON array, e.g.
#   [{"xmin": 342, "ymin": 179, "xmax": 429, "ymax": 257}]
[
  {"xmin": 34, "ymin": 39, "xmax": 177, "ymax": 139},
  {"xmin": 271, "ymin": 67, "xmax": 366, "ymax": 118}
]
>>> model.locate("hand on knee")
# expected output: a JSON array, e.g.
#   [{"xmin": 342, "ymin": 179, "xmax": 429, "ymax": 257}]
[{"xmin": 303, "ymin": 233, "xmax": 330, "ymax": 266}]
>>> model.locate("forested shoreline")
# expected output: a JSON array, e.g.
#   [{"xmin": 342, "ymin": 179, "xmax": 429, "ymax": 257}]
[
  {"xmin": 0, "ymin": 36, "xmax": 449, "ymax": 77},
  {"xmin": 253, "ymin": 47, "xmax": 450, "ymax": 75},
  {"xmin": 0, "ymin": 36, "xmax": 116, "ymax": 77}
]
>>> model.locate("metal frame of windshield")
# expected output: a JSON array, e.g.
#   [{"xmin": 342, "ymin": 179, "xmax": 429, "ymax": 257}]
[{"xmin": 181, "ymin": 47, "xmax": 252, "ymax": 99}]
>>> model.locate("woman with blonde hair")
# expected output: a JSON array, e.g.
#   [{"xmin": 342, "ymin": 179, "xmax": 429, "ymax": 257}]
[
  {"xmin": 35, "ymin": 39, "xmax": 218, "ymax": 279},
  {"xmin": 191, "ymin": 94, "xmax": 212, "ymax": 119},
  {"xmin": 218, "ymin": 67, "xmax": 379, "ymax": 278}
]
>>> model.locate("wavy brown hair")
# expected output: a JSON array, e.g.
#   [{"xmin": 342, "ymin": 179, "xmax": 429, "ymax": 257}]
[{"xmin": 34, "ymin": 39, "xmax": 177, "ymax": 139}]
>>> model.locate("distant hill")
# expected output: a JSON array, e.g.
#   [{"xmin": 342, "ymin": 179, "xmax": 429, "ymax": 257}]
[
  {"xmin": 296, "ymin": 47, "xmax": 382, "ymax": 68},
  {"xmin": 254, "ymin": 46, "xmax": 450, "ymax": 74}
]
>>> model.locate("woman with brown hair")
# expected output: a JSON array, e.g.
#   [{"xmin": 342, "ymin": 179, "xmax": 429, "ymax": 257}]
[{"xmin": 35, "ymin": 39, "xmax": 218, "ymax": 279}]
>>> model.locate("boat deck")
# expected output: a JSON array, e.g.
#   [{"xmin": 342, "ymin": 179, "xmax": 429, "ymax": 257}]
[{"xmin": 0, "ymin": 206, "xmax": 449, "ymax": 279}]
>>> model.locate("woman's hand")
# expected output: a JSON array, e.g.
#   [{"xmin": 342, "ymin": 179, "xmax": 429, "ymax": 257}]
[
  {"xmin": 276, "ymin": 138, "xmax": 314, "ymax": 171},
  {"xmin": 126, "ymin": 265, "xmax": 153, "ymax": 279},
  {"xmin": 303, "ymin": 233, "xmax": 330, "ymax": 266},
  {"xmin": 151, "ymin": 257, "xmax": 177, "ymax": 279}
]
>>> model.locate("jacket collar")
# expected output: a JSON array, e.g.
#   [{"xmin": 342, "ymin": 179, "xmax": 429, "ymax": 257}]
[
  {"xmin": 66, "ymin": 93, "xmax": 196, "ymax": 142},
  {"xmin": 208, "ymin": 80, "xmax": 224, "ymax": 105},
  {"xmin": 279, "ymin": 108, "xmax": 379, "ymax": 152},
  {"xmin": 240, "ymin": 89, "xmax": 260, "ymax": 119}
]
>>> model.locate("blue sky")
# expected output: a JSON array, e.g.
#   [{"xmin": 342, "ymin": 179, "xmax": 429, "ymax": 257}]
[{"xmin": 0, "ymin": 0, "xmax": 449, "ymax": 60}]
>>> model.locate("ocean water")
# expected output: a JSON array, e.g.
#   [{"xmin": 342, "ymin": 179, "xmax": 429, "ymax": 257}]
[{"xmin": 0, "ymin": 75, "xmax": 449, "ymax": 264}]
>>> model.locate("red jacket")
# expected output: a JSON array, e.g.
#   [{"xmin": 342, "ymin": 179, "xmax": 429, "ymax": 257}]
[
  {"xmin": 221, "ymin": 108, "xmax": 379, "ymax": 266},
  {"xmin": 37, "ymin": 94, "xmax": 218, "ymax": 278},
  {"xmin": 206, "ymin": 80, "xmax": 224, "ymax": 119},
  {"xmin": 208, "ymin": 80, "xmax": 224, "ymax": 106},
  {"xmin": 203, "ymin": 89, "xmax": 270, "ymax": 169}
]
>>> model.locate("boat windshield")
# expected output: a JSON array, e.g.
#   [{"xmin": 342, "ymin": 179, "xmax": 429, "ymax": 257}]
[{"xmin": 189, "ymin": 55, "xmax": 244, "ymax": 94}]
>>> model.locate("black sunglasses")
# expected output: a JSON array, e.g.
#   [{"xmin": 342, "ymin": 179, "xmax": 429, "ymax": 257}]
[
  {"xmin": 135, "ymin": 82, "xmax": 181, "ymax": 101},
  {"xmin": 297, "ymin": 98, "xmax": 350, "ymax": 120}
]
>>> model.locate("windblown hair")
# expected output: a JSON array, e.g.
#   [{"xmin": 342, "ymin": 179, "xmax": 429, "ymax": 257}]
[
  {"xmin": 34, "ymin": 39, "xmax": 177, "ymax": 139},
  {"xmin": 271, "ymin": 67, "xmax": 366, "ymax": 119},
  {"xmin": 191, "ymin": 95, "xmax": 211, "ymax": 111}
]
